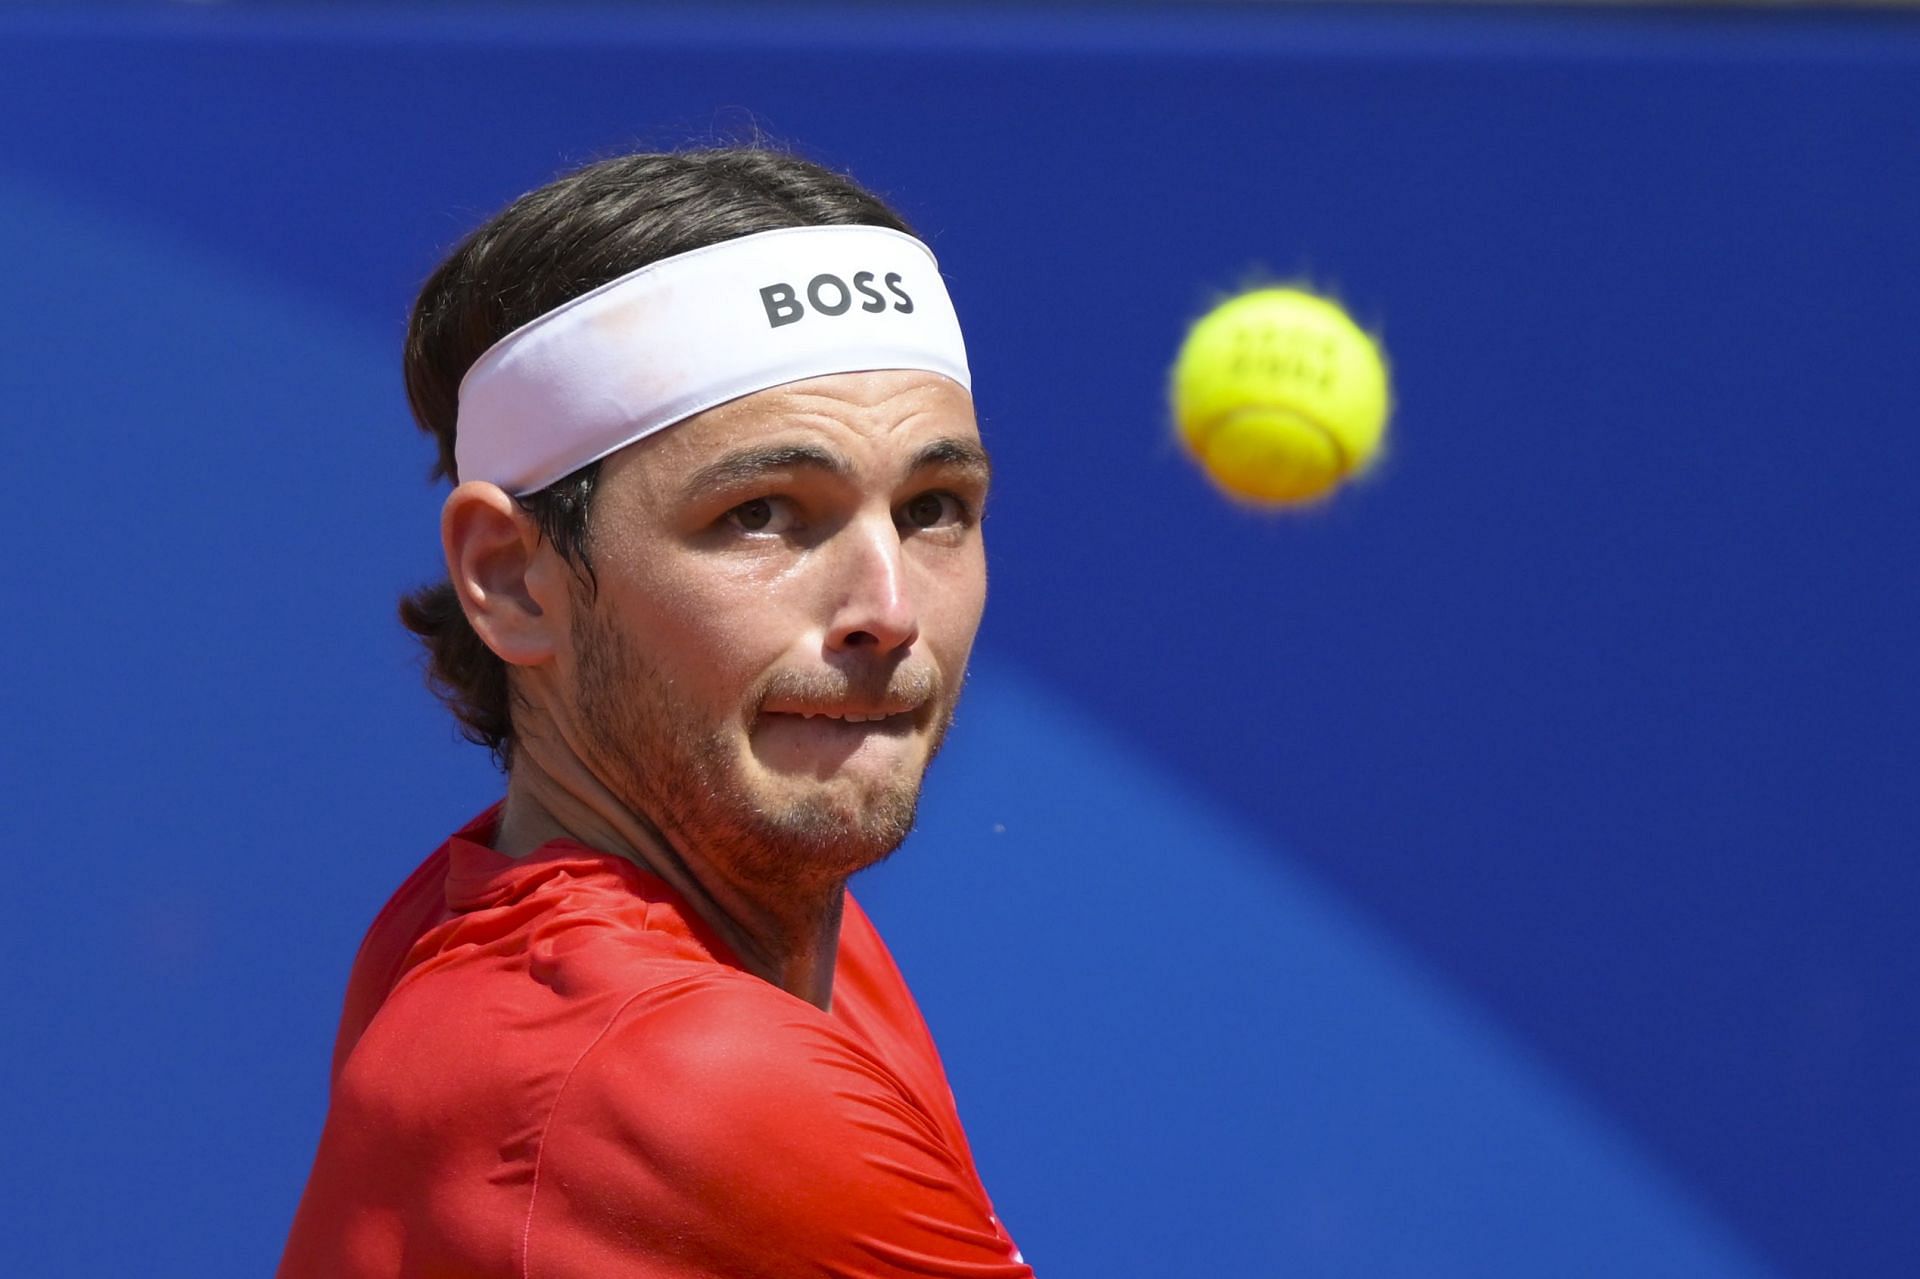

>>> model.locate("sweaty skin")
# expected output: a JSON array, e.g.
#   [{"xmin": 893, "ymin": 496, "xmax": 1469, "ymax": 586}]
[{"xmin": 442, "ymin": 368, "xmax": 991, "ymax": 1010}]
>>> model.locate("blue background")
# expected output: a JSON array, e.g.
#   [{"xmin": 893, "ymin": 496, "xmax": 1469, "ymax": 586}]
[{"xmin": 3, "ymin": 3, "xmax": 1916, "ymax": 1275}]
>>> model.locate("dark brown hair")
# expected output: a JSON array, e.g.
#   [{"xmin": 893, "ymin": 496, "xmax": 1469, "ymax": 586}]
[{"xmin": 398, "ymin": 146, "xmax": 914, "ymax": 765}]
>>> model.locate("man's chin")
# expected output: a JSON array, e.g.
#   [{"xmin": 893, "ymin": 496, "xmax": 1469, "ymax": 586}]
[{"xmin": 727, "ymin": 776, "xmax": 924, "ymax": 887}]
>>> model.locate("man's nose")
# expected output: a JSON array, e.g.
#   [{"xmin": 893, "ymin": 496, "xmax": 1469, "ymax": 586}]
[{"xmin": 825, "ymin": 513, "xmax": 920, "ymax": 656}]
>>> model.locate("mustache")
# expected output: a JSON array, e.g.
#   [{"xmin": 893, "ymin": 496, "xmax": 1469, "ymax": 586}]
[{"xmin": 754, "ymin": 662, "xmax": 942, "ymax": 715}]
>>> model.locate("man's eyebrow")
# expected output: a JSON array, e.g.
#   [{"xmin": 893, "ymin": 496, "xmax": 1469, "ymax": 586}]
[
  {"xmin": 908, "ymin": 437, "xmax": 993, "ymax": 483},
  {"xmin": 681, "ymin": 443, "xmax": 850, "ymax": 499}
]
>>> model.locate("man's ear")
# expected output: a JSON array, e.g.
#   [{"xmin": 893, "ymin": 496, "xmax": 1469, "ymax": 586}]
[{"xmin": 441, "ymin": 481, "xmax": 569, "ymax": 668}]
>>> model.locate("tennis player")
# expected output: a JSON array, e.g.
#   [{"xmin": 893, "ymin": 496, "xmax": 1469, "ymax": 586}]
[{"xmin": 278, "ymin": 147, "xmax": 1033, "ymax": 1278}]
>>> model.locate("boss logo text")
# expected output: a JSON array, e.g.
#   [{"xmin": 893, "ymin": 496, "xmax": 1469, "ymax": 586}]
[{"xmin": 760, "ymin": 272, "xmax": 915, "ymax": 328}]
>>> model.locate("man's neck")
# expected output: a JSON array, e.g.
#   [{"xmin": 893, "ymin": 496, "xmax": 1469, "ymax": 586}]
[{"xmin": 492, "ymin": 750, "xmax": 846, "ymax": 1012}]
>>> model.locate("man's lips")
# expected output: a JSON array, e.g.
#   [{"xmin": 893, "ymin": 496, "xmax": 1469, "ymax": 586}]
[
  {"xmin": 757, "ymin": 699, "xmax": 921, "ymax": 725},
  {"xmin": 757, "ymin": 705, "xmax": 917, "ymax": 727}
]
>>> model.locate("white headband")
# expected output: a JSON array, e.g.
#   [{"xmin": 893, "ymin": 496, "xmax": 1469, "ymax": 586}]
[{"xmin": 454, "ymin": 224, "xmax": 972, "ymax": 495}]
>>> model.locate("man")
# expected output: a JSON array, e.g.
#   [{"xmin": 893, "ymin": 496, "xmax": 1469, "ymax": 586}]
[{"xmin": 280, "ymin": 147, "xmax": 1033, "ymax": 1278}]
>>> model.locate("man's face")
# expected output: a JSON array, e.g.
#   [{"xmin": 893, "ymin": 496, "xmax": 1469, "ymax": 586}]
[{"xmin": 552, "ymin": 369, "xmax": 989, "ymax": 889}]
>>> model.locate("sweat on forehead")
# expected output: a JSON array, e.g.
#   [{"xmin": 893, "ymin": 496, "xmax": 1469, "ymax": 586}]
[{"xmin": 453, "ymin": 225, "xmax": 972, "ymax": 497}]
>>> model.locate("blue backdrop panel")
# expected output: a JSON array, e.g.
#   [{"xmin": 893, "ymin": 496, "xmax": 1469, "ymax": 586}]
[{"xmin": 2, "ymin": 5, "xmax": 1915, "ymax": 1276}]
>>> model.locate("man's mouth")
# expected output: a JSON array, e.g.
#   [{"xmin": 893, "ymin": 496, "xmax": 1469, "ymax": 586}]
[
  {"xmin": 750, "ymin": 706, "xmax": 922, "ymax": 776},
  {"xmin": 758, "ymin": 707, "xmax": 917, "ymax": 732},
  {"xmin": 777, "ymin": 709, "xmax": 906, "ymax": 724},
  {"xmin": 758, "ymin": 696, "xmax": 922, "ymax": 726}
]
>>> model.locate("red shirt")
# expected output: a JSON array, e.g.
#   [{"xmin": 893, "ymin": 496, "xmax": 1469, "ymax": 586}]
[{"xmin": 280, "ymin": 806, "xmax": 1032, "ymax": 1278}]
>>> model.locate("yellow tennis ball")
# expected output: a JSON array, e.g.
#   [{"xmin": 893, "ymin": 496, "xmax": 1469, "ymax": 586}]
[{"xmin": 1171, "ymin": 287, "xmax": 1391, "ymax": 504}]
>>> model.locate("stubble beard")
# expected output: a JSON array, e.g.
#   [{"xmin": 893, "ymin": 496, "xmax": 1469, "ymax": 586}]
[{"xmin": 570, "ymin": 602, "xmax": 957, "ymax": 893}]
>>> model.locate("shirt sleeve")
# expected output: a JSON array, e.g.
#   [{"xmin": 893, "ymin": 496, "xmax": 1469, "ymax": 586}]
[{"xmin": 522, "ymin": 977, "xmax": 1035, "ymax": 1279}]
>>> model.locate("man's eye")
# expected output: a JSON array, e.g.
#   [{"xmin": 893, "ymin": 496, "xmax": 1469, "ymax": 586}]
[
  {"xmin": 725, "ymin": 497, "xmax": 796, "ymax": 534},
  {"xmin": 900, "ymin": 492, "xmax": 965, "ymax": 531}
]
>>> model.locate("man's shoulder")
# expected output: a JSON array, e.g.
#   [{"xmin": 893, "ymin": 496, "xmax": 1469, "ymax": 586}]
[
  {"xmin": 526, "ymin": 979, "xmax": 1019, "ymax": 1276},
  {"xmin": 333, "ymin": 861, "xmax": 751, "ymax": 1123},
  {"xmin": 356, "ymin": 921, "xmax": 755, "ymax": 1070},
  {"xmin": 564, "ymin": 970, "xmax": 899, "ymax": 1127},
  {"xmin": 320, "ymin": 873, "xmax": 1027, "ymax": 1276}
]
